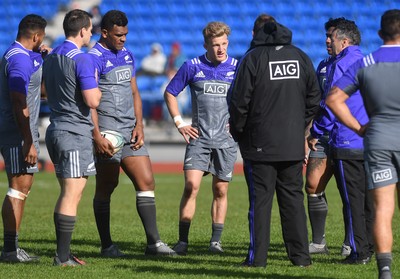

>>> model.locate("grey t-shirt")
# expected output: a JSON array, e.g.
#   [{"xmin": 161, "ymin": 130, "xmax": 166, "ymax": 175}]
[
  {"xmin": 44, "ymin": 41, "xmax": 98, "ymax": 138},
  {"xmin": 89, "ymin": 43, "xmax": 136, "ymax": 141},
  {"xmin": 166, "ymin": 54, "xmax": 238, "ymax": 149},
  {"xmin": 0, "ymin": 42, "xmax": 42, "ymax": 146}
]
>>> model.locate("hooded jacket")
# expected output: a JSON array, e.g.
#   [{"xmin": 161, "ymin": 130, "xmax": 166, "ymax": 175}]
[{"xmin": 229, "ymin": 22, "xmax": 320, "ymax": 162}]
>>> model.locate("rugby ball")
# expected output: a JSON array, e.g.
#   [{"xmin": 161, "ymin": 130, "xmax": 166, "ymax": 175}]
[{"xmin": 100, "ymin": 130, "xmax": 124, "ymax": 154}]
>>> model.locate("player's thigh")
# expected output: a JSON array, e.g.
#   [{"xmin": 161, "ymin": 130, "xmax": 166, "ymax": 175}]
[
  {"xmin": 183, "ymin": 169, "xmax": 204, "ymax": 195},
  {"xmin": 61, "ymin": 177, "xmax": 88, "ymax": 196},
  {"xmin": 121, "ymin": 155, "xmax": 155, "ymax": 191},
  {"xmin": 305, "ymin": 156, "xmax": 333, "ymax": 193},
  {"xmin": 95, "ymin": 162, "xmax": 121, "ymax": 194},
  {"xmin": 371, "ymin": 184, "xmax": 396, "ymax": 220},
  {"xmin": 8, "ymin": 173, "xmax": 34, "ymax": 192}
]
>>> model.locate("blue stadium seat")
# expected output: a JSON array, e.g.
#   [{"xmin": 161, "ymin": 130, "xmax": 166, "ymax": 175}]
[
  {"xmin": 136, "ymin": 76, "xmax": 155, "ymax": 92},
  {"xmin": 0, "ymin": 0, "xmax": 396, "ymax": 70}
]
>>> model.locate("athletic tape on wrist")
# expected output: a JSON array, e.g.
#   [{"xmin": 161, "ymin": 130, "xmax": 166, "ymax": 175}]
[
  {"xmin": 309, "ymin": 192, "xmax": 325, "ymax": 197},
  {"xmin": 136, "ymin": 191, "xmax": 155, "ymax": 198},
  {"xmin": 7, "ymin": 188, "xmax": 28, "ymax": 200},
  {"xmin": 173, "ymin": 115, "xmax": 189, "ymax": 129}
]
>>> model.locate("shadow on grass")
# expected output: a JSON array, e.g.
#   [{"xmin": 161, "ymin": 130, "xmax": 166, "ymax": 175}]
[
  {"xmin": 12, "ymin": 238, "xmax": 338, "ymax": 278},
  {"xmin": 25, "ymin": 238, "xmax": 304, "ymax": 261}
]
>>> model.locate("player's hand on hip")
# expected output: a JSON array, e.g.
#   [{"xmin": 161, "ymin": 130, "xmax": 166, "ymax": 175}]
[
  {"xmin": 307, "ymin": 136, "xmax": 319, "ymax": 151},
  {"xmin": 23, "ymin": 143, "xmax": 38, "ymax": 166},
  {"xmin": 178, "ymin": 125, "xmax": 198, "ymax": 144},
  {"xmin": 131, "ymin": 138, "xmax": 144, "ymax": 150},
  {"xmin": 357, "ymin": 123, "xmax": 368, "ymax": 137},
  {"xmin": 131, "ymin": 129, "xmax": 144, "ymax": 150}
]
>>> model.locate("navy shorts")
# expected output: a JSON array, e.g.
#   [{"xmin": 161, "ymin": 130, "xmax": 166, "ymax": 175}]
[{"xmin": 0, "ymin": 143, "xmax": 39, "ymax": 174}]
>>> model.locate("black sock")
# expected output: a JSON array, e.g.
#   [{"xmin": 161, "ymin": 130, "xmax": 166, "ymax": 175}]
[
  {"xmin": 376, "ymin": 253, "xmax": 392, "ymax": 278},
  {"xmin": 210, "ymin": 223, "xmax": 224, "ymax": 243},
  {"xmin": 93, "ymin": 199, "xmax": 112, "ymax": 249},
  {"xmin": 54, "ymin": 213, "xmax": 76, "ymax": 262},
  {"xmin": 3, "ymin": 231, "xmax": 18, "ymax": 252},
  {"xmin": 179, "ymin": 221, "xmax": 191, "ymax": 243},
  {"xmin": 308, "ymin": 193, "xmax": 328, "ymax": 244},
  {"xmin": 136, "ymin": 196, "xmax": 160, "ymax": 245}
]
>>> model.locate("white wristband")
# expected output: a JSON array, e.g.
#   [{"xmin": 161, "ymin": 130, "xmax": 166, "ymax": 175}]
[{"xmin": 173, "ymin": 115, "xmax": 189, "ymax": 128}]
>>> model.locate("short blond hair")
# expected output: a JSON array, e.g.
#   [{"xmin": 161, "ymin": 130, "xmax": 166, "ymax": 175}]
[{"xmin": 202, "ymin": 21, "xmax": 231, "ymax": 43}]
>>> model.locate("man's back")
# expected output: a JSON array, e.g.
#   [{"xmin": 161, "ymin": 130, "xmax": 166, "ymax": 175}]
[
  {"xmin": 0, "ymin": 43, "xmax": 42, "ymax": 143},
  {"xmin": 44, "ymin": 41, "xmax": 94, "ymax": 137},
  {"xmin": 230, "ymin": 22, "xmax": 320, "ymax": 161}
]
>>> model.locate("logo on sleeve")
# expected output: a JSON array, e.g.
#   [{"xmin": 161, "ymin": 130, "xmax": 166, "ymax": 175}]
[
  {"xmin": 269, "ymin": 60, "xmax": 300, "ymax": 80},
  {"xmin": 204, "ymin": 83, "xmax": 228, "ymax": 96},
  {"xmin": 372, "ymin": 169, "xmax": 392, "ymax": 183},
  {"xmin": 115, "ymin": 68, "xmax": 131, "ymax": 83},
  {"xmin": 195, "ymin": 71, "xmax": 205, "ymax": 78},
  {"xmin": 106, "ymin": 60, "xmax": 114, "ymax": 67}
]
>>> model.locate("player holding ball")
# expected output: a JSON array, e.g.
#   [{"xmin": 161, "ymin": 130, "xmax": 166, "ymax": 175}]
[{"xmin": 89, "ymin": 10, "xmax": 176, "ymax": 257}]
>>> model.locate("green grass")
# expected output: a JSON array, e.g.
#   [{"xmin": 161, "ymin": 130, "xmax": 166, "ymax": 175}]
[{"xmin": 0, "ymin": 171, "xmax": 398, "ymax": 278}]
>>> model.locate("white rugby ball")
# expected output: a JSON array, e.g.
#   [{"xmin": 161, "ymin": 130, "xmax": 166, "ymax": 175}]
[{"xmin": 100, "ymin": 130, "xmax": 124, "ymax": 154}]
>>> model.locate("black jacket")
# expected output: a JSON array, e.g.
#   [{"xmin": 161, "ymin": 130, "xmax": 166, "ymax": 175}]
[{"xmin": 229, "ymin": 22, "xmax": 320, "ymax": 162}]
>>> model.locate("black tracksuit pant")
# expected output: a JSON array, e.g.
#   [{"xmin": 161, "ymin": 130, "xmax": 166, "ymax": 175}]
[
  {"xmin": 333, "ymin": 158, "xmax": 374, "ymax": 260},
  {"xmin": 243, "ymin": 159, "xmax": 311, "ymax": 267}
]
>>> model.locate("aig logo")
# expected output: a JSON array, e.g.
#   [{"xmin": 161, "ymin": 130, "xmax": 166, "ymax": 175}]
[
  {"xmin": 372, "ymin": 169, "xmax": 392, "ymax": 183},
  {"xmin": 116, "ymin": 68, "xmax": 131, "ymax": 83},
  {"xmin": 269, "ymin": 60, "xmax": 299, "ymax": 80},
  {"xmin": 204, "ymin": 83, "xmax": 228, "ymax": 96}
]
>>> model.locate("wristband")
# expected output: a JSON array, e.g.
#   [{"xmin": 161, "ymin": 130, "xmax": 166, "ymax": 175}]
[{"xmin": 173, "ymin": 115, "xmax": 189, "ymax": 128}]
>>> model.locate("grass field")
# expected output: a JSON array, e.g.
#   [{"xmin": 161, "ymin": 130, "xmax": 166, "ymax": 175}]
[{"xmin": 0, "ymin": 170, "xmax": 398, "ymax": 278}]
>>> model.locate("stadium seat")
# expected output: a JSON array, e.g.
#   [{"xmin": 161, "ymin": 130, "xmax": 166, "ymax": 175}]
[{"xmin": 0, "ymin": 0, "xmax": 397, "ymax": 69}]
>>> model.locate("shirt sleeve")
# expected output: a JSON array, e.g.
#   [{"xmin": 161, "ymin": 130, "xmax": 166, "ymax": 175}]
[
  {"xmin": 7, "ymin": 53, "xmax": 33, "ymax": 95},
  {"xmin": 89, "ymin": 53, "xmax": 102, "ymax": 83},
  {"xmin": 128, "ymin": 50, "xmax": 137, "ymax": 78},
  {"xmin": 75, "ymin": 53, "xmax": 98, "ymax": 90},
  {"xmin": 165, "ymin": 61, "xmax": 190, "ymax": 96},
  {"xmin": 310, "ymin": 104, "xmax": 336, "ymax": 138}
]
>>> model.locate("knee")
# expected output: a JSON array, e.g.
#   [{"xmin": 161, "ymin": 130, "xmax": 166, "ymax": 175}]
[
  {"xmin": 134, "ymin": 176, "xmax": 155, "ymax": 192},
  {"xmin": 7, "ymin": 188, "xmax": 29, "ymax": 200},
  {"xmin": 95, "ymin": 180, "xmax": 118, "ymax": 199},
  {"xmin": 182, "ymin": 181, "xmax": 199, "ymax": 198},
  {"xmin": 305, "ymin": 183, "xmax": 315, "ymax": 195},
  {"xmin": 213, "ymin": 186, "xmax": 228, "ymax": 199}
]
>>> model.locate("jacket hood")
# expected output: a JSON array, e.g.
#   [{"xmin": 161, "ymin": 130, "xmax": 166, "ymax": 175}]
[{"xmin": 250, "ymin": 21, "xmax": 292, "ymax": 49}]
